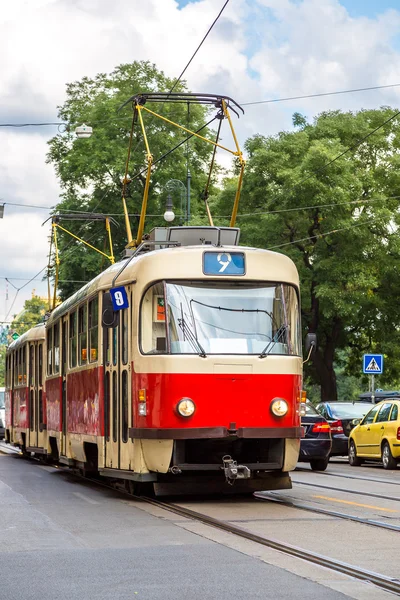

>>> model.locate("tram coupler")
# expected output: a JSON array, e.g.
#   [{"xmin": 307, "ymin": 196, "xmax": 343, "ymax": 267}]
[{"xmin": 222, "ymin": 455, "xmax": 251, "ymax": 483}]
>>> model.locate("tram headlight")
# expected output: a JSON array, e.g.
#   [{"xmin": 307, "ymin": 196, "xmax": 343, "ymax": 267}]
[
  {"xmin": 271, "ymin": 398, "xmax": 288, "ymax": 417},
  {"xmin": 177, "ymin": 398, "xmax": 196, "ymax": 418}
]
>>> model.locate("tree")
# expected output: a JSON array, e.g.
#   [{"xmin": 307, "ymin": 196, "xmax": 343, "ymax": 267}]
[
  {"xmin": 47, "ymin": 62, "xmax": 218, "ymax": 298},
  {"xmin": 10, "ymin": 294, "xmax": 48, "ymax": 337},
  {"xmin": 214, "ymin": 108, "xmax": 400, "ymax": 401}
]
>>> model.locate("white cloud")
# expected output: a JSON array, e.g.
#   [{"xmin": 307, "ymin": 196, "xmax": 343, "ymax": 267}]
[{"xmin": 2, "ymin": 0, "xmax": 400, "ymax": 320}]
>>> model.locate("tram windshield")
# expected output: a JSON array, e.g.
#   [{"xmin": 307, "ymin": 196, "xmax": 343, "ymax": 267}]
[{"xmin": 141, "ymin": 281, "xmax": 301, "ymax": 356}]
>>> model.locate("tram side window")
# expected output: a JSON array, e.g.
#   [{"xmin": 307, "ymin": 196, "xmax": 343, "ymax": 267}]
[
  {"xmin": 88, "ymin": 297, "xmax": 98, "ymax": 362},
  {"xmin": 121, "ymin": 308, "xmax": 128, "ymax": 365},
  {"xmin": 69, "ymin": 312, "xmax": 77, "ymax": 368},
  {"xmin": 140, "ymin": 283, "xmax": 167, "ymax": 354},
  {"xmin": 29, "ymin": 345, "xmax": 34, "ymax": 386},
  {"xmin": 21, "ymin": 346, "xmax": 27, "ymax": 385},
  {"xmin": 54, "ymin": 322, "xmax": 60, "ymax": 374},
  {"xmin": 38, "ymin": 344, "xmax": 43, "ymax": 386},
  {"xmin": 78, "ymin": 305, "xmax": 87, "ymax": 365},
  {"xmin": 47, "ymin": 328, "xmax": 53, "ymax": 375}
]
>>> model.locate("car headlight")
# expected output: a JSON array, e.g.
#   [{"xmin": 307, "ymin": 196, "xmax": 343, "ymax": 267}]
[
  {"xmin": 177, "ymin": 398, "xmax": 196, "ymax": 417},
  {"xmin": 271, "ymin": 398, "xmax": 288, "ymax": 417}
]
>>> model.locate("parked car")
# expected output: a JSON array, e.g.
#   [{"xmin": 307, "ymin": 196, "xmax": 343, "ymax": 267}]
[
  {"xmin": 315, "ymin": 402, "xmax": 372, "ymax": 456},
  {"xmin": 299, "ymin": 403, "xmax": 331, "ymax": 470},
  {"xmin": 349, "ymin": 400, "xmax": 400, "ymax": 469},
  {"xmin": 359, "ymin": 390, "xmax": 400, "ymax": 403},
  {"xmin": 0, "ymin": 387, "xmax": 5, "ymax": 440}
]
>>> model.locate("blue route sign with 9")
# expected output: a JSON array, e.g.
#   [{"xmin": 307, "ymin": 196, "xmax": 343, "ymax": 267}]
[
  {"xmin": 203, "ymin": 252, "xmax": 245, "ymax": 276},
  {"xmin": 110, "ymin": 286, "xmax": 129, "ymax": 311},
  {"xmin": 363, "ymin": 354, "xmax": 383, "ymax": 374}
]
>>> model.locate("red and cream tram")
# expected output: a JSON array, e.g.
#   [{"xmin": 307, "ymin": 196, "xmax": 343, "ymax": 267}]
[{"xmin": 5, "ymin": 226, "xmax": 306, "ymax": 494}]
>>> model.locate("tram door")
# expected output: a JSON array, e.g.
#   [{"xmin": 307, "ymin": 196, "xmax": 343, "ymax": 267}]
[
  {"xmin": 60, "ymin": 319, "xmax": 68, "ymax": 456},
  {"xmin": 104, "ymin": 296, "xmax": 132, "ymax": 471},
  {"xmin": 36, "ymin": 342, "xmax": 45, "ymax": 449},
  {"xmin": 28, "ymin": 343, "xmax": 38, "ymax": 448}
]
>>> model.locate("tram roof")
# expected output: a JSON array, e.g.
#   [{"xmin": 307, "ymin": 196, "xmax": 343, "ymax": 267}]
[
  {"xmin": 6, "ymin": 322, "xmax": 45, "ymax": 353},
  {"xmin": 46, "ymin": 245, "xmax": 299, "ymax": 326}
]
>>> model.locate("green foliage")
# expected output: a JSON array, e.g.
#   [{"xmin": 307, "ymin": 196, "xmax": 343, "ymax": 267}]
[
  {"xmin": 47, "ymin": 61, "xmax": 217, "ymax": 298},
  {"xmin": 10, "ymin": 295, "xmax": 48, "ymax": 336},
  {"xmin": 216, "ymin": 107, "xmax": 400, "ymax": 400}
]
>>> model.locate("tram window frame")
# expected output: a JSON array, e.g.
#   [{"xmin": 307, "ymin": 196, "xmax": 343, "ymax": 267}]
[
  {"xmin": 78, "ymin": 304, "xmax": 88, "ymax": 365},
  {"xmin": 30, "ymin": 389, "xmax": 34, "ymax": 432},
  {"xmin": 121, "ymin": 308, "xmax": 128, "ymax": 365},
  {"xmin": 47, "ymin": 328, "xmax": 53, "ymax": 376},
  {"xmin": 39, "ymin": 390, "xmax": 43, "ymax": 429},
  {"xmin": 54, "ymin": 322, "xmax": 60, "ymax": 374},
  {"xmin": 122, "ymin": 370, "xmax": 128, "ymax": 443},
  {"xmin": 112, "ymin": 371, "xmax": 117, "ymax": 443},
  {"xmin": 69, "ymin": 311, "xmax": 77, "ymax": 368},
  {"xmin": 38, "ymin": 344, "xmax": 43, "ymax": 386},
  {"xmin": 22, "ymin": 345, "xmax": 27, "ymax": 386},
  {"xmin": 88, "ymin": 296, "xmax": 99, "ymax": 363},
  {"xmin": 29, "ymin": 344, "xmax": 34, "ymax": 386}
]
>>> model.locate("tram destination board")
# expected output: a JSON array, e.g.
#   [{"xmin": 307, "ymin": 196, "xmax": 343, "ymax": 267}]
[{"xmin": 203, "ymin": 251, "xmax": 245, "ymax": 276}]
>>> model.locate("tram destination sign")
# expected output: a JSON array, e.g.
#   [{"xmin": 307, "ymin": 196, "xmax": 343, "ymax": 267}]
[
  {"xmin": 203, "ymin": 251, "xmax": 245, "ymax": 276},
  {"xmin": 110, "ymin": 286, "xmax": 129, "ymax": 311},
  {"xmin": 363, "ymin": 354, "xmax": 383, "ymax": 374}
]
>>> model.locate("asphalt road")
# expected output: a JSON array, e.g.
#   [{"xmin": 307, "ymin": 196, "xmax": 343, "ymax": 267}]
[{"xmin": 0, "ymin": 453, "xmax": 352, "ymax": 600}]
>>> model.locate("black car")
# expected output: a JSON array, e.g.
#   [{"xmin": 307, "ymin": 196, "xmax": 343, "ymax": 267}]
[
  {"xmin": 299, "ymin": 403, "xmax": 331, "ymax": 471},
  {"xmin": 315, "ymin": 402, "xmax": 372, "ymax": 456}
]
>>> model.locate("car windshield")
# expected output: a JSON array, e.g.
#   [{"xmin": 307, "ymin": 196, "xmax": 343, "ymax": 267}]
[
  {"xmin": 0, "ymin": 390, "xmax": 4, "ymax": 409},
  {"xmin": 331, "ymin": 403, "xmax": 371, "ymax": 417},
  {"xmin": 141, "ymin": 281, "xmax": 301, "ymax": 356},
  {"xmin": 304, "ymin": 404, "xmax": 319, "ymax": 416}
]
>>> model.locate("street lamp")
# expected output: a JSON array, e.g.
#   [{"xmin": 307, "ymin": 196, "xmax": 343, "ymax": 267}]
[
  {"xmin": 163, "ymin": 194, "xmax": 175, "ymax": 222},
  {"xmin": 75, "ymin": 124, "xmax": 93, "ymax": 139},
  {"xmin": 164, "ymin": 179, "xmax": 187, "ymax": 224}
]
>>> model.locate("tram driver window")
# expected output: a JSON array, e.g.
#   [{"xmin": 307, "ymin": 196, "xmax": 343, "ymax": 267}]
[
  {"xmin": 141, "ymin": 283, "xmax": 167, "ymax": 354},
  {"xmin": 78, "ymin": 304, "xmax": 88, "ymax": 365}
]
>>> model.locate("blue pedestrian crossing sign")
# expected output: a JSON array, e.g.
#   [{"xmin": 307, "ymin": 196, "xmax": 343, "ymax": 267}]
[{"xmin": 363, "ymin": 354, "xmax": 383, "ymax": 374}]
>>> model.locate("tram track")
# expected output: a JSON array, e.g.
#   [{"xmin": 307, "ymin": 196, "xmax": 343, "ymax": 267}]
[
  {"xmin": 291, "ymin": 479, "xmax": 400, "ymax": 502},
  {"xmin": 4, "ymin": 453, "xmax": 400, "ymax": 595},
  {"xmin": 296, "ymin": 466, "xmax": 400, "ymax": 487},
  {"xmin": 142, "ymin": 495, "xmax": 400, "ymax": 596},
  {"xmin": 255, "ymin": 491, "xmax": 400, "ymax": 532}
]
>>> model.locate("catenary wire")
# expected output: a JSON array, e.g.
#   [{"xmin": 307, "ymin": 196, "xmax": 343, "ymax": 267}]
[
  {"xmin": 242, "ymin": 83, "xmax": 400, "ymax": 106},
  {"xmin": 168, "ymin": 0, "xmax": 231, "ymax": 95}
]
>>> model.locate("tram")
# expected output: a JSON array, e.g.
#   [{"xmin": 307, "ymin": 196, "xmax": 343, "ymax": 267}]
[
  {"xmin": 5, "ymin": 226, "xmax": 306, "ymax": 493},
  {"xmin": 4, "ymin": 93, "xmax": 310, "ymax": 494}
]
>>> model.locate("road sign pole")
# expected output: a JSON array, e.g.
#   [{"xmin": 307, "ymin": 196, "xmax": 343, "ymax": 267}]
[{"xmin": 371, "ymin": 374, "xmax": 375, "ymax": 403}]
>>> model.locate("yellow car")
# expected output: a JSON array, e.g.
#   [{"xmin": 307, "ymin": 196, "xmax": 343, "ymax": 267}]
[{"xmin": 348, "ymin": 400, "xmax": 400, "ymax": 469}]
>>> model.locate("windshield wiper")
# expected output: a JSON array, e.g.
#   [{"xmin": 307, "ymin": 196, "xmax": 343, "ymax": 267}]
[
  {"xmin": 259, "ymin": 325, "xmax": 288, "ymax": 358},
  {"xmin": 178, "ymin": 317, "xmax": 207, "ymax": 358}
]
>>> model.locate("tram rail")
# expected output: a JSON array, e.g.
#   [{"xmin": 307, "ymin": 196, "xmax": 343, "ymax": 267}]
[
  {"xmin": 255, "ymin": 491, "xmax": 400, "ymax": 533},
  {"xmin": 296, "ymin": 466, "xmax": 400, "ymax": 487},
  {"xmin": 292, "ymin": 479, "xmax": 400, "ymax": 502},
  {"xmin": 142, "ymin": 496, "xmax": 400, "ymax": 596}
]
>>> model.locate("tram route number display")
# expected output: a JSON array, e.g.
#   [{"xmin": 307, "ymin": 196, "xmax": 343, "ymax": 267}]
[
  {"xmin": 110, "ymin": 286, "xmax": 129, "ymax": 311},
  {"xmin": 203, "ymin": 252, "xmax": 245, "ymax": 276}
]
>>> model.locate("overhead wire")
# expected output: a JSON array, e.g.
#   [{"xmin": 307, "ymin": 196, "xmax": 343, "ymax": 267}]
[{"xmin": 167, "ymin": 0, "xmax": 231, "ymax": 95}]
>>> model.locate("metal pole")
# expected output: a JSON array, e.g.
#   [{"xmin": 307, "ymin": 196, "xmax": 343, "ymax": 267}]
[
  {"xmin": 187, "ymin": 169, "xmax": 191, "ymax": 223},
  {"xmin": 371, "ymin": 374, "xmax": 375, "ymax": 403}
]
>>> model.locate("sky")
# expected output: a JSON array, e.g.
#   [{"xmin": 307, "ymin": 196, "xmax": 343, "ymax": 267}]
[{"xmin": 1, "ymin": 0, "xmax": 400, "ymax": 324}]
